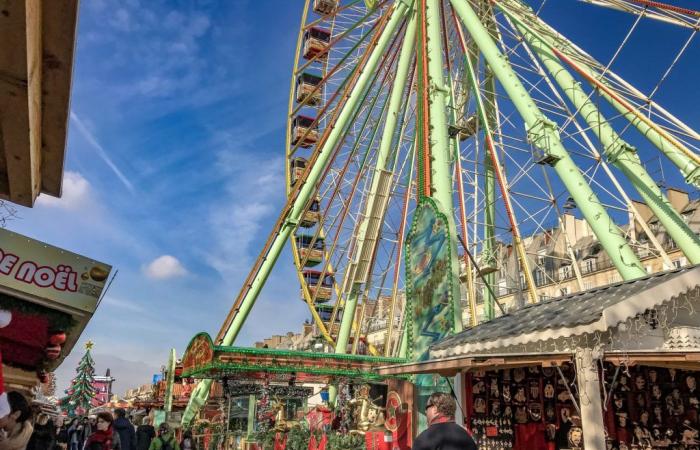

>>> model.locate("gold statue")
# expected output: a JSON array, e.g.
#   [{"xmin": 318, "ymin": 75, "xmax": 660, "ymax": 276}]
[
  {"xmin": 349, "ymin": 385, "xmax": 386, "ymax": 435},
  {"xmin": 271, "ymin": 398, "xmax": 301, "ymax": 433}
]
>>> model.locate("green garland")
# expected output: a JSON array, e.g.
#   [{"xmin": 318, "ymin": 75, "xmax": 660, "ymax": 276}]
[
  {"xmin": 0, "ymin": 293, "xmax": 76, "ymax": 332},
  {"xmin": 254, "ymin": 429, "xmax": 364, "ymax": 450}
]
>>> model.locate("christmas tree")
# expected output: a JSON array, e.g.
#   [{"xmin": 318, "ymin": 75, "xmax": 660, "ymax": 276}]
[{"xmin": 61, "ymin": 341, "xmax": 97, "ymax": 416}]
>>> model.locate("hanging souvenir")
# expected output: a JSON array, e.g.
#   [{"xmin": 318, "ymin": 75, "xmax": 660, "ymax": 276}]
[
  {"xmin": 514, "ymin": 406, "xmax": 528, "ymax": 424},
  {"xmin": 490, "ymin": 378, "xmax": 499, "ymax": 398},
  {"xmin": 529, "ymin": 380, "xmax": 540, "ymax": 401},
  {"xmin": 666, "ymin": 388, "xmax": 684, "ymax": 416},
  {"xmin": 647, "ymin": 368, "xmax": 659, "ymax": 385},
  {"xmin": 513, "ymin": 368, "xmax": 525, "ymax": 383},
  {"xmin": 542, "ymin": 367, "xmax": 554, "ymax": 378},
  {"xmin": 567, "ymin": 426, "xmax": 583, "ymax": 449},
  {"xmin": 490, "ymin": 400, "xmax": 501, "ymax": 416},
  {"xmin": 617, "ymin": 375, "xmax": 631, "ymax": 392},
  {"xmin": 474, "ymin": 397, "xmax": 486, "ymax": 414},
  {"xmin": 544, "ymin": 382, "xmax": 554, "ymax": 399},
  {"xmin": 514, "ymin": 386, "xmax": 527, "ymax": 404},
  {"xmin": 633, "ymin": 374, "xmax": 646, "ymax": 391},
  {"xmin": 472, "ymin": 380, "xmax": 485, "ymax": 395},
  {"xmin": 528, "ymin": 402, "xmax": 542, "ymax": 422},
  {"xmin": 502, "ymin": 384, "xmax": 511, "ymax": 403},
  {"xmin": 527, "ymin": 366, "xmax": 540, "ymax": 375},
  {"xmin": 545, "ymin": 404, "xmax": 556, "ymax": 423}
]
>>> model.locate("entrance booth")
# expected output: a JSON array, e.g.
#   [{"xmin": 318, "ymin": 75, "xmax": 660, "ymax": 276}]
[
  {"xmin": 0, "ymin": 228, "xmax": 111, "ymax": 393},
  {"xmin": 380, "ymin": 265, "xmax": 700, "ymax": 449}
]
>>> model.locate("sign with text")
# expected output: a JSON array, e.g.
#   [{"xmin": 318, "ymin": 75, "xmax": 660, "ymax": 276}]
[{"xmin": 0, "ymin": 228, "xmax": 111, "ymax": 313}]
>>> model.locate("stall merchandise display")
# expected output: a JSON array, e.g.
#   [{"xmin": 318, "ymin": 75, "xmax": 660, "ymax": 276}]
[
  {"xmin": 466, "ymin": 364, "xmax": 580, "ymax": 450},
  {"xmin": 604, "ymin": 364, "xmax": 700, "ymax": 449}
]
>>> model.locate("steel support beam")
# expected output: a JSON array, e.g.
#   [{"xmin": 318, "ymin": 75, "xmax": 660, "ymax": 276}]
[
  {"xmin": 505, "ymin": 1, "xmax": 700, "ymax": 187},
  {"xmin": 450, "ymin": 0, "xmax": 646, "ymax": 280},
  {"xmin": 424, "ymin": 0, "xmax": 463, "ymax": 332},
  {"xmin": 336, "ymin": 2, "xmax": 416, "ymax": 358},
  {"xmin": 509, "ymin": 13, "xmax": 700, "ymax": 264}
]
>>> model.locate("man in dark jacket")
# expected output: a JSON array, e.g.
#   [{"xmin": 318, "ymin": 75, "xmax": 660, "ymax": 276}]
[
  {"xmin": 112, "ymin": 410, "xmax": 135, "ymax": 450},
  {"xmin": 135, "ymin": 417, "xmax": 155, "ymax": 450},
  {"xmin": 413, "ymin": 392, "xmax": 477, "ymax": 450}
]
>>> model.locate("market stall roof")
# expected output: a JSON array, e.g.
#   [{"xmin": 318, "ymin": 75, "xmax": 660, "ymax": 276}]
[
  {"xmin": 0, "ymin": 0, "xmax": 78, "ymax": 206},
  {"xmin": 432, "ymin": 265, "xmax": 700, "ymax": 358},
  {"xmin": 181, "ymin": 332, "xmax": 407, "ymax": 382}
]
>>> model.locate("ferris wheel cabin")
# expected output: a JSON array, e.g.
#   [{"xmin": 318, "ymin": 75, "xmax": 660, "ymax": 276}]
[
  {"xmin": 300, "ymin": 197, "xmax": 321, "ymax": 228},
  {"xmin": 296, "ymin": 72, "xmax": 323, "ymax": 106},
  {"xmin": 301, "ymin": 270, "xmax": 334, "ymax": 303},
  {"xmin": 303, "ymin": 27, "xmax": 331, "ymax": 61},
  {"xmin": 291, "ymin": 115, "xmax": 319, "ymax": 148},
  {"xmin": 290, "ymin": 157, "xmax": 308, "ymax": 186},
  {"xmin": 312, "ymin": 0, "xmax": 337, "ymax": 15},
  {"xmin": 295, "ymin": 234, "xmax": 325, "ymax": 267}
]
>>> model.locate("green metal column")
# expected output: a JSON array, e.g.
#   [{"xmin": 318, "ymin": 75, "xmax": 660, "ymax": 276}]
[
  {"xmin": 182, "ymin": 1, "xmax": 413, "ymax": 426},
  {"xmin": 335, "ymin": 1, "xmax": 417, "ymax": 358},
  {"xmin": 503, "ymin": 1, "xmax": 700, "ymax": 187},
  {"xmin": 509, "ymin": 15, "xmax": 700, "ymax": 264},
  {"xmin": 246, "ymin": 394, "xmax": 256, "ymax": 441},
  {"xmin": 164, "ymin": 349, "xmax": 176, "ymax": 420},
  {"xmin": 450, "ymin": 0, "xmax": 646, "ymax": 280},
  {"xmin": 424, "ymin": 0, "xmax": 463, "ymax": 333}
]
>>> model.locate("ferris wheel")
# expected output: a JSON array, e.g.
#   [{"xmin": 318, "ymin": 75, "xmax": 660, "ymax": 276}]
[
  {"xmin": 183, "ymin": 0, "xmax": 700, "ymax": 425},
  {"xmin": 282, "ymin": 0, "xmax": 700, "ymax": 358}
]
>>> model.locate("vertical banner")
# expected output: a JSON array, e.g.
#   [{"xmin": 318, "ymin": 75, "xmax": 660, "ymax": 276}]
[
  {"xmin": 405, "ymin": 198, "xmax": 457, "ymax": 431},
  {"xmin": 405, "ymin": 197, "xmax": 456, "ymax": 362}
]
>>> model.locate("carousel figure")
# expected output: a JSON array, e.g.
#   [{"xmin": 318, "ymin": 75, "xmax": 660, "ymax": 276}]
[
  {"xmin": 348, "ymin": 385, "xmax": 386, "ymax": 435},
  {"xmin": 271, "ymin": 398, "xmax": 301, "ymax": 433}
]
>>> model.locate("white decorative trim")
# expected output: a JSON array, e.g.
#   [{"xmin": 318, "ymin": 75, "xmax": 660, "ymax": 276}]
[{"xmin": 431, "ymin": 267, "xmax": 700, "ymax": 358}]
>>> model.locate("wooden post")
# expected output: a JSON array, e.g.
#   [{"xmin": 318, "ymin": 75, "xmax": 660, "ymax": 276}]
[{"xmin": 574, "ymin": 348, "xmax": 605, "ymax": 450}]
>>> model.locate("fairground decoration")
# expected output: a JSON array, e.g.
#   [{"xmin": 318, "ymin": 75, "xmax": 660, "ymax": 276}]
[
  {"xmin": 60, "ymin": 341, "xmax": 97, "ymax": 417},
  {"xmin": 0, "ymin": 228, "xmax": 111, "ymax": 313},
  {"xmin": 405, "ymin": 197, "xmax": 457, "ymax": 363},
  {"xmin": 405, "ymin": 197, "xmax": 458, "ymax": 431},
  {"xmin": 222, "ymin": 378, "xmax": 313, "ymax": 399},
  {"xmin": 182, "ymin": 333, "xmax": 214, "ymax": 374}
]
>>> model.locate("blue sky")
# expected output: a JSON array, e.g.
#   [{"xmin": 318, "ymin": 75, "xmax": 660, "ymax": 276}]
[{"xmin": 7, "ymin": 0, "xmax": 699, "ymax": 394}]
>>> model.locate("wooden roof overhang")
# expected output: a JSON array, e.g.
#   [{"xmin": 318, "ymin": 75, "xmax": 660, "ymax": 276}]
[
  {"xmin": 377, "ymin": 351, "xmax": 700, "ymax": 378},
  {"xmin": 0, "ymin": 0, "xmax": 78, "ymax": 206},
  {"xmin": 377, "ymin": 352, "xmax": 574, "ymax": 377},
  {"xmin": 181, "ymin": 333, "xmax": 407, "ymax": 383}
]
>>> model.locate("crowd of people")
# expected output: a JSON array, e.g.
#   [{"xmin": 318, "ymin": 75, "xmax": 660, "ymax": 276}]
[{"xmin": 0, "ymin": 392, "xmax": 195, "ymax": 450}]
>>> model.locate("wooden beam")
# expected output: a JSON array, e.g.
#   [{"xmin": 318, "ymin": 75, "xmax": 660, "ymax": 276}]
[
  {"xmin": 40, "ymin": 0, "xmax": 77, "ymax": 196},
  {"xmin": 378, "ymin": 353, "xmax": 573, "ymax": 376},
  {"xmin": 0, "ymin": 0, "xmax": 43, "ymax": 206}
]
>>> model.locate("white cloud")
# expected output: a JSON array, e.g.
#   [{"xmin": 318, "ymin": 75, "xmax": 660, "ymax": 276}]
[
  {"xmin": 143, "ymin": 255, "xmax": 188, "ymax": 280},
  {"xmin": 35, "ymin": 171, "xmax": 92, "ymax": 210}
]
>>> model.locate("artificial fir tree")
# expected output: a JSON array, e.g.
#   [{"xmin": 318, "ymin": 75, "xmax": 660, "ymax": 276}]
[{"xmin": 61, "ymin": 341, "xmax": 97, "ymax": 416}]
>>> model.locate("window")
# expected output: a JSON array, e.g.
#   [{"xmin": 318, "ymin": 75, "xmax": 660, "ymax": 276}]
[
  {"xmin": 585, "ymin": 259, "xmax": 596, "ymax": 273},
  {"xmin": 537, "ymin": 249, "xmax": 546, "ymax": 265},
  {"xmin": 583, "ymin": 280, "xmax": 594, "ymax": 290},
  {"xmin": 672, "ymin": 258, "xmax": 687, "ymax": 269},
  {"xmin": 559, "ymin": 265, "xmax": 572, "ymax": 280},
  {"xmin": 560, "ymin": 287, "xmax": 570, "ymax": 296},
  {"xmin": 609, "ymin": 273, "xmax": 622, "ymax": 284}
]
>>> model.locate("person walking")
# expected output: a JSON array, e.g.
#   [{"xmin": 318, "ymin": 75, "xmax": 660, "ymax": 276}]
[
  {"xmin": 179, "ymin": 431, "xmax": 194, "ymax": 450},
  {"xmin": 134, "ymin": 418, "xmax": 154, "ymax": 450},
  {"xmin": 111, "ymin": 411, "xmax": 134, "ymax": 450},
  {"xmin": 147, "ymin": 424, "xmax": 179, "ymax": 450},
  {"xmin": 27, "ymin": 413, "xmax": 55, "ymax": 450},
  {"xmin": 412, "ymin": 392, "xmax": 477, "ymax": 450},
  {"xmin": 0, "ymin": 391, "xmax": 34, "ymax": 450},
  {"xmin": 84, "ymin": 413, "xmax": 120, "ymax": 450}
]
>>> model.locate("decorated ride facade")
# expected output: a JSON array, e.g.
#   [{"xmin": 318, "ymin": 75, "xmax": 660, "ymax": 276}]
[{"xmin": 179, "ymin": 332, "xmax": 409, "ymax": 450}]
